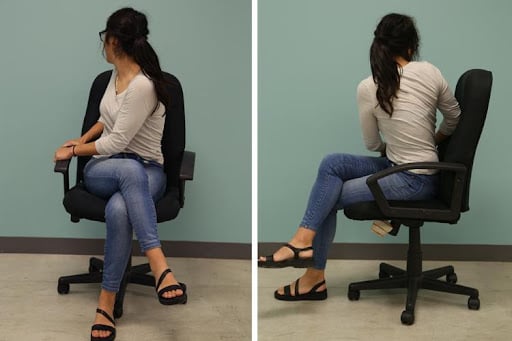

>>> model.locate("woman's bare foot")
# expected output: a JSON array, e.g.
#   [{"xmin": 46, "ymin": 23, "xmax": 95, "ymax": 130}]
[
  {"xmin": 155, "ymin": 269, "xmax": 184, "ymax": 299},
  {"xmin": 91, "ymin": 290, "xmax": 116, "ymax": 339},
  {"xmin": 275, "ymin": 268, "xmax": 326, "ymax": 297},
  {"xmin": 258, "ymin": 242, "xmax": 313, "ymax": 263},
  {"xmin": 259, "ymin": 227, "xmax": 315, "ymax": 263},
  {"xmin": 145, "ymin": 247, "xmax": 184, "ymax": 299}
]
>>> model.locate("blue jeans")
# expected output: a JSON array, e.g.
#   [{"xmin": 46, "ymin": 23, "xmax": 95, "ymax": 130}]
[
  {"xmin": 300, "ymin": 153, "xmax": 439, "ymax": 270},
  {"xmin": 83, "ymin": 154, "xmax": 167, "ymax": 292}
]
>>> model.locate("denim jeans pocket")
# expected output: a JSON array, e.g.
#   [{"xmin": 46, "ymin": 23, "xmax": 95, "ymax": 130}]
[{"xmin": 402, "ymin": 172, "xmax": 439, "ymax": 200}]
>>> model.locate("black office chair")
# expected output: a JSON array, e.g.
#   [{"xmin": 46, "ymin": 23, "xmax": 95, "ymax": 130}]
[
  {"xmin": 344, "ymin": 69, "xmax": 492, "ymax": 325},
  {"xmin": 54, "ymin": 70, "xmax": 195, "ymax": 319}
]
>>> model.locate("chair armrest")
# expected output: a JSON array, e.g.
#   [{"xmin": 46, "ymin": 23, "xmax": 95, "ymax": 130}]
[
  {"xmin": 54, "ymin": 159, "xmax": 72, "ymax": 194},
  {"xmin": 180, "ymin": 150, "xmax": 195, "ymax": 181},
  {"xmin": 178, "ymin": 151, "xmax": 195, "ymax": 207},
  {"xmin": 366, "ymin": 162, "xmax": 467, "ymax": 220}
]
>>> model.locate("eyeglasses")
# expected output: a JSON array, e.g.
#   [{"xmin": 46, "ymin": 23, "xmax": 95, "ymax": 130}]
[{"xmin": 99, "ymin": 30, "xmax": 107, "ymax": 42}]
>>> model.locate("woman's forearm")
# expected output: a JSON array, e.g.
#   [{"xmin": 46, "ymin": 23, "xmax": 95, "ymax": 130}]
[
  {"xmin": 73, "ymin": 141, "xmax": 99, "ymax": 157},
  {"xmin": 80, "ymin": 122, "xmax": 104, "ymax": 144},
  {"xmin": 54, "ymin": 139, "xmax": 99, "ymax": 161}
]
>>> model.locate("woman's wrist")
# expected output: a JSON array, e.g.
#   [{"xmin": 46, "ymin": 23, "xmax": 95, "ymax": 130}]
[{"xmin": 72, "ymin": 145, "xmax": 77, "ymax": 157}]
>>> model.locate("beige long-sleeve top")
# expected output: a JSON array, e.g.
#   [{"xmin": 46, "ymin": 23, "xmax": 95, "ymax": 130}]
[
  {"xmin": 94, "ymin": 70, "xmax": 165, "ymax": 165},
  {"xmin": 357, "ymin": 61, "xmax": 460, "ymax": 174}
]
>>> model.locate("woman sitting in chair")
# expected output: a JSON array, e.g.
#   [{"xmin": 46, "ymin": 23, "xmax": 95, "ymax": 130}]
[
  {"xmin": 258, "ymin": 13, "xmax": 461, "ymax": 301},
  {"xmin": 54, "ymin": 8, "xmax": 185, "ymax": 341}
]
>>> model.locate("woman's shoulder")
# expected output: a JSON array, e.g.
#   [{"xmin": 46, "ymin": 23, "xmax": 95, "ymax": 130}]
[
  {"xmin": 406, "ymin": 61, "xmax": 443, "ymax": 76},
  {"xmin": 404, "ymin": 61, "xmax": 447, "ymax": 86},
  {"xmin": 357, "ymin": 75, "xmax": 375, "ymax": 93},
  {"xmin": 131, "ymin": 72, "xmax": 154, "ymax": 87},
  {"xmin": 357, "ymin": 76, "xmax": 377, "ymax": 103},
  {"xmin": 126, "ymin": 72, "xmax": 156, "ymax": 96}
]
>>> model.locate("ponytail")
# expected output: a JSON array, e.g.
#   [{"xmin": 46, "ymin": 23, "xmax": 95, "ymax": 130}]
[
  {"xmin": 370, "ymin": 38, "xmax": 401, "ymax": 115},
  {"xmin": 370, "ymin": 13, "xmax": 420, "ymax": 116},
  {"xmin": 133, "ymin": 38, "xmax": 170, "ymax": 111}
]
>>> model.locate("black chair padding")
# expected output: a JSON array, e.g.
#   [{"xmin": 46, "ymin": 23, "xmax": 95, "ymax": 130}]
[
  {"xmin": 438, "ymin": 69, "xmax": 492, "ymax": 212},
  {"xmin": 344, "ymin": 199, "xmax": 449, "ymax": 221},
  {"xmin": 63, "ymin": 70, "xmax": 185, "ymax": 222}
]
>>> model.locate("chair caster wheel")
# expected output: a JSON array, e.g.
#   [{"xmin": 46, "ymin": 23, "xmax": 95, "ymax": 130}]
[
  {"xmin": 89, "ymin": 264, "xmax": 101, "ymax": 273},
  {"xmin": 89, "ymin": 257, "xmax": 103, "ymax": 273},
  {"xmin": 446, "ymin": 273, "xmax": 458, "ymax": 284},
  {"xmin": 57, "ymin": 282, "xmax": 70, "ymax": 294},
  {"xmin": 400, "ymin": 310, "xmax": 414, "ymax": 325},
  {"xmin": 378, "ymin": 271, "xmax": 390, "ymax": 279},
  {"xmin": 348, "ymin": 289, "xmax": 360, "ymax": 301},
  {"xmin": 468, "ymin": 296, "xmax": 480, "ymax": 310}
]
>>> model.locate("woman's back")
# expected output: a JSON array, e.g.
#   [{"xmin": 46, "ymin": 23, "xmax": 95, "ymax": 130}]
[{"xmin": 358, "ymin": 61, "xmax": 460, "ymax": 173}]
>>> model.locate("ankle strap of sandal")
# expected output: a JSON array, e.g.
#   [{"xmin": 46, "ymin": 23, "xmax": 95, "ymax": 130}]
[
  {"xmin": 96, "ymin": 308, "xmax": 115, "ymax": 325},
  {"xmin": 283, "ymin": 243, "xmax": 313, "ymax": 259},
  {"xmin": 156, "ymin": 268, "xmax": 173, "ymax": 291}
]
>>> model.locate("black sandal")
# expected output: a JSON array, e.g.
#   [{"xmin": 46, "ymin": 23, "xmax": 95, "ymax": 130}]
[
  {"xmin": 258, "ymin": 243, "xmax": 314, "ymax": 268},
  {"xmin": 91, "ymin": 308, "xmax": 116, "ymax": 341},
  {"xmin": 156, "ymin": 268, "xmax": 188, "ymax": 305},
  {"xmin": 274, "ymin": 278, "xmax": 327, "ymax": 301}
]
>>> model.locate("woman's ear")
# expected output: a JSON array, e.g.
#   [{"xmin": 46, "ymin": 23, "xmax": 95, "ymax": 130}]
[{"xmin": 108, "ymin": 36, "xmax": 119, "ymax": 47}]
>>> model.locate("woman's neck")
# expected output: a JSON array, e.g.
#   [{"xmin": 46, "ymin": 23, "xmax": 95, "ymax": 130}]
[
  {"xmin": 395, "ymin": 56, "xmax": 410, "ymax": 67},
  {"xmin": 114, "ymin": 58, "xmax": 141, "ymax": 81}
]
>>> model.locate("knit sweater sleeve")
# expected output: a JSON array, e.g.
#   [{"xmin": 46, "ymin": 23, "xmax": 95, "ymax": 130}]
[
  {"xmin": 435, "ymin": 67, "xmax": 461, "ymax": 136},
  {"xmin": 357, "ymin": 79, "xmax": 385, "ymax": 152}
]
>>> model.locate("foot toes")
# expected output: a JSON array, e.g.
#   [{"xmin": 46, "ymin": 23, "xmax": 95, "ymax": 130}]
[
  {"xmin": 92, "ymin": 329, "xmax": 111, "ymax": 338},
  {"xmin": 168, "ymin": 289, "xmax": 184, "ymax": 298}
]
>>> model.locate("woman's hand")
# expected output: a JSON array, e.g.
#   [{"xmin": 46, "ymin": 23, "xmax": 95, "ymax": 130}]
[
  {"xmin": 435, "ymin": 131, "xmax": 449, "ymax": 145},
  {"xmin": 61, "ymin": 138, "xmax": 83, "ymax": 148},
  {"xmin": 54, "ymin": 146, "xmax": 74, "ymax": 161}
]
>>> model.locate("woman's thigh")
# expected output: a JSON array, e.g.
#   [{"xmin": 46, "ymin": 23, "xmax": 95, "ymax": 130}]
[
  {"xmin": 339, "ymin": 171, "xmax": 438, "ymax": 209},
  {"xmin": 83, "ymin": 157, "xmax": 166, "ymax": 200},
  {"xmin": 320, "ymin": 153, "xmax": 389, "ymax": 181},
  {"xmin": 83, "ymin": 158, "xmax": 127, "ymax": 198},
  {"xmin": 145, "ymin": 164, "xmax": 167, "ymax": 201}
]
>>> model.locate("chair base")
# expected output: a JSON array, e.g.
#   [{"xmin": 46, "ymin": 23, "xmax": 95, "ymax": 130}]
[
  {"xmin": 347, "ymin": 227, "xmax": 480, "ymax": 325},
  {"xmin": 57, "ymin": 256, "xmax": 155, "ymax": 319}
]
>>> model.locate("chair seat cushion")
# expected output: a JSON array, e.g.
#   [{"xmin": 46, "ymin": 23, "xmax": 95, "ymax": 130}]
[
  {"xmin": 63, "ymin": 183, "xmax": 180, "ymax": 223},
  {"xmin": 344, "ymin": 199, "xmax": 451, "ymax": 222}
]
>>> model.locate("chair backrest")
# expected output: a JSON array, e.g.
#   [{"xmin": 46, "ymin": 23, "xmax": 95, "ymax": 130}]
[
  {"xmin": 438, "ymin": 69, "xmax": 492, "ymax": 212},
  {"xmin": 76, "ymin": 71, "xmax": 185, "ymax": 189}
]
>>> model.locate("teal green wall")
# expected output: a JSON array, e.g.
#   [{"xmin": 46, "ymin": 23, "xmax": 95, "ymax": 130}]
[
  {"xmin": 0, "ymin": 1, "xmax": 251, "ymax": 243},
  {"xmin": 259, "ymin": 0, "xmax": 512, "ymax": 245}
]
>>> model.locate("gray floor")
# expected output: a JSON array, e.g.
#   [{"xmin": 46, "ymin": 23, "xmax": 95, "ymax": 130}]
[
  {"xmin": 0, "ymin": 254, "xmax": 251, "ymax": 341},
  {"xmin": 259, "ymin": 260, "xmax": 512, "ymax": 341},
  {"xmin": 3, "ymin": 255, "xmax": 512, "ymax": 340}
]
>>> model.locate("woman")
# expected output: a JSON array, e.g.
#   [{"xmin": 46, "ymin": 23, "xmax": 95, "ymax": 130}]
[
  {"xmin": 258, "ymin": 13, "xmax": 460, "ymax": 302},
  {"xmin": 54, "ymin": 8, "xmax": 186, "ymax": 341}
]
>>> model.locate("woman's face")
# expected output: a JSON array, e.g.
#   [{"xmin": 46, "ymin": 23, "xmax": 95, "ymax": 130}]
[
  {"xmin": 100, "ymin": 31, "xmax": 116, "ymax": 64},
  {"xmin": 103, "ymin": 37, "xmax": 116, "ymax": 64}
]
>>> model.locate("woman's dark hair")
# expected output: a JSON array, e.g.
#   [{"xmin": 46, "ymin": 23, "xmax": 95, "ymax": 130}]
[
  {"xmin": 370, "ymin": 13, "xmax": 419, "ymax": 115},
  {"xmin": 103, "ymin": 7, "xmax": 169, "ymax": 110}
]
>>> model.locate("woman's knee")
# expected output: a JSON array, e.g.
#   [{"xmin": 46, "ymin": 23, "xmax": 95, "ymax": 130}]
[
  {"xmin": 116, "ymin": 160, "xmax": 148, "ymax": 185},
  {"xmin": 105, "ymin": 194, "xmax": 128, "ymax": 222},
  {"xmin": 318, "ymin": 153, "xmax": 345, "ymax": 175}
]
